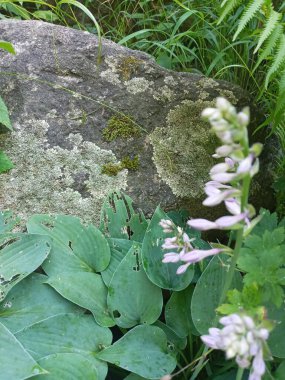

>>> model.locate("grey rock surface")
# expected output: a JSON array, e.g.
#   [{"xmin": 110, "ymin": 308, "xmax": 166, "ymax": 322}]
[{"xmin": 0, "ymin": 20, "xmax": 275, "ymax": 225}]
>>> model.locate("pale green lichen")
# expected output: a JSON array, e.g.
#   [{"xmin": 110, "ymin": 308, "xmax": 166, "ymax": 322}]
[
  {"xmin": 125, "ymin": 77, "xmax": 153, "ymax": 94},
  {"xmin": 0, "ymin": 119, "xmax": 128, "ymax": 225},
  {"xmin": 150, "ymin": 99, "xmax": 219, "ymax": 198}
]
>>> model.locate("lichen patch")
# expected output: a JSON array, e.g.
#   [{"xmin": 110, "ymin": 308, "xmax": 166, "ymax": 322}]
[
  {"xmin": 0, "ymin": 119, "xmax": 128, "ymax": 225},
  {"xmin": 150, "ymin": 99, "xmax": 218, "ymax": 198}
]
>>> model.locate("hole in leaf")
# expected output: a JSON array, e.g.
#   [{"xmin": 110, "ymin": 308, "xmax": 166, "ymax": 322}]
[
  {"xmin": 0, "ymin": 236, "xmax": 20, "ymax": 250},
  {"xmin": 41, "ymin": 220, "xmax": 55, "ymax": 229},
  {"xmin": 113, "ymin": 310, "xmax": 121, "ymax": 318}
]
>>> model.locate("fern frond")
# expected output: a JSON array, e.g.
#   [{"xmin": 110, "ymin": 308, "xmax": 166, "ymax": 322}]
[
  {"xmin": 265, "ymin": 34, "xmax": 285, "ymax": 87},
  {"xmin": 233, "ymin": 0, "xmax": 265, "ymax": 40},
  {"xmin": 253, "ymin": 24, "xmax": 283, "ymax": 72},
  {"xmin": 218, "ymin": 0, "xmax": 242, "ymax": 25},
  {"xmin": 254, "ymin": 9, "xmax": 281, "ymax": 53}
]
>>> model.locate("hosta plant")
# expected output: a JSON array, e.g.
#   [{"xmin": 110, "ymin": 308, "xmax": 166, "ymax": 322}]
[{"xmin": 0, "ymin": 99, "xmax": 285, "ymax": 380}]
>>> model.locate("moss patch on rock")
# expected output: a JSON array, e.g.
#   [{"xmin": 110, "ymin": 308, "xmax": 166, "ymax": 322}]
[
  {"xmin": 101, "ymin": 155, "xmax": 140, "ymax": 176},
  {"xmin": 118, "ymin": 56, "xmax": 143, "ymax": 81},
  {"xmin": 102, "ymin": 114, "xmax": 141, "ymax": 142}
]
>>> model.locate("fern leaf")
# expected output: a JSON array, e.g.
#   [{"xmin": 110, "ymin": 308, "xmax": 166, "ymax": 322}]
[
  {"xmin": 253, "ymin": 24, "xmax": 283, "ymax": 72},
  {"xmin": 218, "ymin": 0, "xmax": 242, "ymax": 25},
  {"xmin": 265, "ymin": 34, "xmax": 285, "ymax": 87},
  {"xmin": 233, "ymin": 0, "xmax": 265, "ymax": 40},
  {"xmin": 254, "ymin": 9, "xmax": 281, "ymax": 53}
]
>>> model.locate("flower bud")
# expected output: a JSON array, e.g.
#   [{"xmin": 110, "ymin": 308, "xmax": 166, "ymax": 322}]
[
  {"xmin": 237, "ymin": 111, "xmax": 249, "ymax": 127},
  {"xmin": 250, "ymin": 143, "xmax": 263, "ymax": 157},
  {"xmin": 201, "ymin": 107, "xmax": 218, "ymax": 119},
  {"xmin": 216, "ymin": 97, "xmax": 231, "ymax": 111}
]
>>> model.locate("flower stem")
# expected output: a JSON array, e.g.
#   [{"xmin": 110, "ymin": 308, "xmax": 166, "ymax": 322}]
[
  {"xmin": 219, "ymin": 227, "xmax": 243, "ymax": 306},
  {"xmin": 236, "ymin": 367, "xmax": 244, "ymax": 380}
]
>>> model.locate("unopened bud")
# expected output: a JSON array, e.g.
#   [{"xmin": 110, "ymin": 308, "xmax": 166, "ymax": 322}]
[
  {"xmin": 160, "ymin": 375, "xmax": 172, "ymax": 380},
  {"xmin": 201, "ymin": 107, "xmax": 217, "ymax": 119},
  {"xmin": 216, "ymin": 97, "xmax": 231, "ymax": 111},
  {"xmin": 237, "ymin": 111, "xmax": 249, "ymax": 127},
  {"xmin": 250, "ymin": 143, "xmax": 263, "ymax": 157}
]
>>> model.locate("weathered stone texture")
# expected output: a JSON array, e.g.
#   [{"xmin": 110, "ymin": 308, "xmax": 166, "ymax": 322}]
[{"xmin": 0, "ymin": 20, "xmax": 274, "ymax": 224}]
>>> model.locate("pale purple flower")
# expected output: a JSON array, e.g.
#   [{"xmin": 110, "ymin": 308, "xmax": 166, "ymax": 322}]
[
  {"xmin": 213, "ymin": 144, "xmax": 234, "ymax": 158},
  {"xmin": 203, "ymin": 189, "xmax": 238, "ymax": 207},
  {"xmin": 225, "ymin": 198, "xmax": 241, "ymax": 215},
  {"xmin": 201, "ymin": 314, "xmax": 269, "ymax": 380},
  {"xmin": 162, "ymin": 237, "xmax": 179, "ymax": 250},
  {"xmin": 159, "ymin": 219, "xmax": 174, "ymax": 233},
  {"xmin": 187, "ymin": 212, "xmax": 247, "ymax": 231},
  {"xmin": 180, "ymin": 248, "xmax": 222, "ymax": 263}
]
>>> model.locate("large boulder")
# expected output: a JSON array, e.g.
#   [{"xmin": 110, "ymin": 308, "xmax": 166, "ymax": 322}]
[{"xmin": 0, "ymin": 20, "xmax": 274, "ymax": 224}]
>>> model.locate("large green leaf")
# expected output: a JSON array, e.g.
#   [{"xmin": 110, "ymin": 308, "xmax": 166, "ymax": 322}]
[
  {"xmin": 0, "ymin": 211, "xmax": 19, "ymax": 233},
  {"xmin": 0, "ymin": 273, "xmax": 82, "ymax": 333},
  {"xmin": 0, "ymin": 322, "xmax": 46, "ymax": 379},
  {"xmin": 0, "ymin": 150, "xmax": 14, "ymax": 173},
  {"xmin": 101, "ymin": 238, "xmax": 133, "ymax": 286},
  {"xmin": 267, "ymin": 302, "xmax": 285, "ymax": 358},
  {"xmin": 27, "ymin": 214, "xmax": 110, "ymax": 274},
  {"xmin": 34, "ymin": 353, "xmax": 98, "ymax": 379},
  {"xmin": 165, "ymin": 285, "xmax": 199, "ymax": 338},
  {"xmin": 47, "ymin": 272, "xmax": 114, "ymax": 327},
  {"xmin": 141, "ymin": 207, "xmax": 194, "ymax": 290},
  {"xmin": 191, "ymin": 254, "xmax": 242, "ymax": 334},
  {"xmin": 0, "ymin": 233, "xmax": 51, "ymax": 301},
  {"xmin": 96, "ymin": 325, "xmax": 176, "ymax": 379},
  {"xmin": 275, "ymin": 361, "xmax": 285, "ymax": 379},
  {"xmin": 153, "ymin": 320, "xmax": 187, "ymax": 350},
  {"xmin": 107, "ymin": 244, "xmax": 163, "ymax": 328},
  {"xmin": 16, "ymin": 313, "xmax": 112, "ymax": 380},
  {"xmin": 0, "ymin": 95, "xmax": 12, "ymax": 131},
  {"xmin": 100, "ymin": 191, "xmax": 148, "ymax": 242}
]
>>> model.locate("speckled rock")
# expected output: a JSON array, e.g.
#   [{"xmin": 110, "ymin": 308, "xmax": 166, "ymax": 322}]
[{"xmin": 0, "ymin": 20, "xmax": 275, "ymax": 224}]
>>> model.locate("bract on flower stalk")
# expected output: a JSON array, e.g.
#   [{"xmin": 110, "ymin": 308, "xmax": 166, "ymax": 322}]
[{"xmin": 201, "ymin": 314, "xmax": 270, "ymax": 380}]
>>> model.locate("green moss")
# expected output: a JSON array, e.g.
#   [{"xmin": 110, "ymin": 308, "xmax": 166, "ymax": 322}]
[
  {"xmin": 118, "ymin": 56, "xmax": 143, "ymax": 81},
  {"xmin": 121, "ymin": 155, "xmax": 139, "ymax": 170},
  {"xmin": 101, "ymin": 155, "xmax": 140, "ymax": 176},
  {"xmin": 101, "ymin": 162, "xmax": 122, "ymax": 176},
  {"xmin": 102, "ymin": 114, "xmax": 141, "ymax": 142}
]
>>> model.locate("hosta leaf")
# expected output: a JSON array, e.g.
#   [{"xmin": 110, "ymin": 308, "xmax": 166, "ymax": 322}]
[
  {"xmin": 0, "ymin": 210, "xmax": 19, "ymax": 233},
  {"xmin": 275, "ymin": 361, "xmax": 285, "ymax": 379},
  {"xmin": 27, "ymin": 214, "xmax": 110, "ymax": 274},
  {"xmin": 107, "ymin": 244, "xmax": 163, "ymax": 328},
  {"xmin": 96, "ymin": 325, "xmax": 176, "ymax": 379},
  {"xmin": 47, "ymin": 272, "xmax": 114, "ymax": 327},
  {"xmin": 0, "ymin": 233, "xmax": 51, "ymax": 301},
  {"xmin": 100, "ymin": 191, "xmax": 148, "ymax": 242},
  {"xmin": 34, "ymin": 353, "xmax": 98, "ymax": 379},
  {"xmin": 142, "ymin": 207, "xmax": 194, "ymax": 290},
  {"xmin": 165, "ymin": 285, "xmax": 199, "ymax": 338},
  {"xmin": 101, "ymin": 238, "xmax": 133, "ymax": 286},
  {"xmin": 0, "ymin": 273, "xmax": 82, "ymax": 333},
  {"xmin": 16, "ymin": 313, "xmax": 112, "ymax": 380},
  {"xmin": 0, "ymin": 322, "xmax": 46, "ymax": 379},
  {"xmin": 153, "ymin": 320, "xmax": 187, "ymax": 350},
  {"xmin": 191, "ymin": 254, "xmax": 242, "ymax": 334}
]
